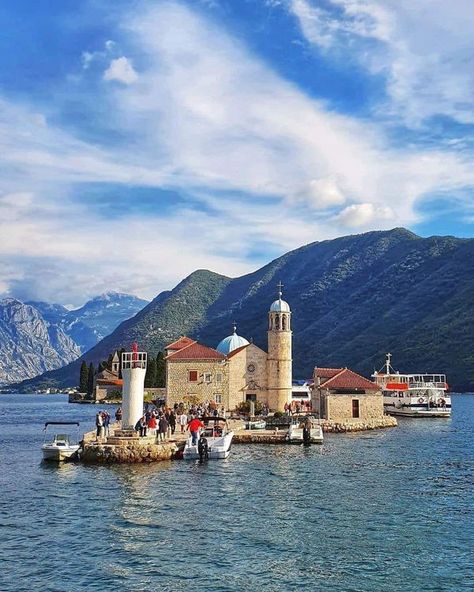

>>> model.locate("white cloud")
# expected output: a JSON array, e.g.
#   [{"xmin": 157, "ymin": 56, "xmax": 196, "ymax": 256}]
[
  {"xmin": 0, "ymin": 1, "xmax": 473, "ymax": 304},
  {"xmin": 293, "ymin": 178, "xmax": 346, "ymax": 208},
  {"xmin": 104, "ymin": 56, "xmax": 138, "ymax": 84},
  {"xmin": 290, "ymin": 0, "xmax": 474, "ymax": 125},
  {"xmin": 335, "ymin": 202, "xmax": 394, "ymax": 228}
]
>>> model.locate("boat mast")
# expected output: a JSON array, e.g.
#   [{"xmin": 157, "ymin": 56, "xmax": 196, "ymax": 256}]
[{"xmin": 385, "ymin": 352, "xmax": 392, "ymax": 375}]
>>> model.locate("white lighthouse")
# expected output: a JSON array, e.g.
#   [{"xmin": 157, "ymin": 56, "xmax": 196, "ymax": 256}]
[{"xmin": 121, "ymin": 343, "xmax": 147, "ymax": 429}]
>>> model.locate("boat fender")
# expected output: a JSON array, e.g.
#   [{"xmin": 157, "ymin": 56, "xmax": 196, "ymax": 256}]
[
  {"xmin": 198, "ymin": 437, "xmax": 209, "ymax": 462},
  {"xmin": 418, "ymin": 398, "xmax": 424, "ymax": 404}
]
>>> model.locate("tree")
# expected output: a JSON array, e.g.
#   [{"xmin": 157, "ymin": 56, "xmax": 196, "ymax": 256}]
[
  {"xmin": 87, "ymin": 363, "xmax": 95, "ymax": 398},
  {"xmin": 155, "ymin": 351, "xmax": 166, "ymax": 387},
  {"xmin": 145, "ymin": 357, "xmax": 157, "ymax": 388},
  {"xmin": 79, "ymin": 361, "xmax": 89, "ymax": 393}
]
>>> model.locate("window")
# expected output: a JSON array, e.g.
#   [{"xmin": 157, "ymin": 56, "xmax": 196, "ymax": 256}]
[
  {"xmin": 352, "ymin": 399, "xmax": 360, "ymax": 419},
  {"xmin": 204, "ymin": 373, "xmax": 212, "ymax": 383},
  {"xmin": 214, "ymin": 393, "xmax": 222, "ymax": 404},
  {"xmin": 188, "ymin": 370, "xmax": 198, "ymax": 382},
  {"xmin": 246, "ymin": 393, "xmax": 257, "ymax": 402},
  {"xmin": 216, "ymin": 373, "xmax": 222, "ymax": 383}
]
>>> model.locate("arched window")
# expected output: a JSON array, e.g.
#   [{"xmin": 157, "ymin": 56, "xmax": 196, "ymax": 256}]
[
  {"xmin": 275, "ymin": 315, "xmax": 280, "ymax": 330},
  {"xmin": 282, "ymin": 315, "xmax": 287, "ymax": 330}
]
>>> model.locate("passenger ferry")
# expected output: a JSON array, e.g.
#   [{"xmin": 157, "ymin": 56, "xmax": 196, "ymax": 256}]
[{"xmin": 372, "ymin": 353, "xmax": 451, "ymax": 417}]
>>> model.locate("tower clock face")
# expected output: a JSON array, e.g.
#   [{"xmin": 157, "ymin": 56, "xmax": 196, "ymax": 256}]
[{"xmin": 247, "ymin": 363, "xmax": 256, "ymax": 373}]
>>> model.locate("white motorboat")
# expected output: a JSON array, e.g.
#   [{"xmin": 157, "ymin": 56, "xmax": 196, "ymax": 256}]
[
  {"xmin": 286, "ymin": 418, "xmax": 323, "ymax": 445},
  {"xmin": 41, "ymin": 421, "xmax": 81, "ymax": 462},
  {"xmin": 245, "ymin": 419, "xmax": 266, "ymax": 430},
  {"xmin": 373, "ymin": 354, "xmax": 451, "ymax": 418},
  {"xmin": 183, "ymin": 417, "xmax": 234, "ymax": 460}
]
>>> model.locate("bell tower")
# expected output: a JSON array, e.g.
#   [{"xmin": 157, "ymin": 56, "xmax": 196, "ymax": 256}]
[{"xmin": 267, "ymin": 282, "xmax": 292, "ymax": 411}]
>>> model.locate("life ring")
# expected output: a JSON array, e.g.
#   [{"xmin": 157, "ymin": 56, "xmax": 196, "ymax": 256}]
[{"xmin": 418, "ymin": 398, "xmax": 424, "ymax": 404}]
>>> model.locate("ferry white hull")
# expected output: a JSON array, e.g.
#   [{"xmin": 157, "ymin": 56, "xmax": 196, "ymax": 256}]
[
  {"xmin": 384, "ymin": 396, "xmax": 451, "ymax": 418},
  {"xmin": 374, "ymin": 355, "xmax": 451, "ymax": 419}
]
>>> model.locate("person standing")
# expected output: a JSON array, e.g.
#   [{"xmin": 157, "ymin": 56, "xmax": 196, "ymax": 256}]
[
  {"xmin": 169, "ymin": 410, "xmax": 176, "ymax": 435},
  {"xmin": 115, "ymin": 407, "xmax": 122, "ymax": 423},
  {"xmin": 95, "ymin": 412, "xmax": 103, "ymax": 439},
  {"xmin": 147, "ymin": 413, "xmax": 157, "ymax": 436},
  {"xmin": 188, "ymin": 416, "xmax": 204, "ymax": 446},
  {"xmin": 179, "ymin": 412, "xmax": 187, "ymax": 434},
  {"xmin": 158, "ymin": 414, "xmax": 169, "ymax": 442},
  {"xmin": 103, "ymin": 411, "xmax": 110, "ymax": 437}
]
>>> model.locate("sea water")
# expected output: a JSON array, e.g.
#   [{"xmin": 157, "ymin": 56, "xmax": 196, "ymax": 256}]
[{"xmin": 0, "ymin": 394, "xmax": 472, "ymax": 592}]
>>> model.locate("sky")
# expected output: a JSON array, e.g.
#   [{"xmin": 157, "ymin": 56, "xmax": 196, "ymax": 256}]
[{"xmin": 0, "ymin": 0, "xmax": 473, "ymax": 306}]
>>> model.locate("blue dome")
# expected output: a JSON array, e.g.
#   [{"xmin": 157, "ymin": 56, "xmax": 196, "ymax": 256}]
[
  {"xmin": 270, "ymin": 298, "xmax": 290, "ymax": 312},
  {"xmin": 216, "ymin": 327, "xmax": 249, "ymax": 355}
]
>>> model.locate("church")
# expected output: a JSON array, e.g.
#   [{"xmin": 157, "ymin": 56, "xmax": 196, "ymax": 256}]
[{"xmin": 165, "ymin": 286, "xmax": 292, "ymax": 412}]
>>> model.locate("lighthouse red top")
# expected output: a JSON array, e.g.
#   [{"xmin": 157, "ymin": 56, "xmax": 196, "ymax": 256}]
[{"xmin": 132, "ymin": 342, "xmax": 138, "ymax": 364}]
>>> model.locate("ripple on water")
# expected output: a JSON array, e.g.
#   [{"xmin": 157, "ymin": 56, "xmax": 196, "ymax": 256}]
[{"xmin": 0, "ymin": 394, "xmax": 474, "ymax": 592}]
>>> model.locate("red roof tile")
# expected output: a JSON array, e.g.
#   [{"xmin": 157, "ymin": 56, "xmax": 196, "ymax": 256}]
[
  {"xmin": 320, "ymin": 368, "xmax": 380, "ymax": 391},
  {"xmin": 167, "ymin": 342, "xmax": 225, "ymax": 361},
  {"xmin": 314, "ymin": 367, "xmax": 344, "ymax": 380},
  {"xmin": 165, "ymin": 336, "xmax": 197, "ymax": 351}
]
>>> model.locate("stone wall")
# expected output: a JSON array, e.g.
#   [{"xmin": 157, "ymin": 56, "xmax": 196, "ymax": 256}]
[
  {"xmin": 319, "ymin": 391, "xmax": 385, "ymax": 422},
  {"xmin": 166, "ymin": 359, "xmax": 229, "ymax": 408},
  {"xmin": 228, "ymin": 344, "xmax": 269, "ymax": 409},
  {"xmin": 82, "ymin": 440, "xmax": 178, "ymax": 463},
  {"xmin": 321, "ymin": 416, "xmax": 397, "ymax": 432}
]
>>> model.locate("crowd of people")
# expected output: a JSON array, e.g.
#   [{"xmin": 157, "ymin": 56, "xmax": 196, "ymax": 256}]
[
  {"xmin": 94, "ymin": 400, "xmax": 225, "ymax": 442},
  {"xmin": 94, "ymin": 399, "xmax": 312, "ymax": 442}
]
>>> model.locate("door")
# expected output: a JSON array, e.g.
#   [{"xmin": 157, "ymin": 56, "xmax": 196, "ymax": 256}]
[{"xmin": 352, "ymin": 399, "xmax": 360, "ymax": 418}]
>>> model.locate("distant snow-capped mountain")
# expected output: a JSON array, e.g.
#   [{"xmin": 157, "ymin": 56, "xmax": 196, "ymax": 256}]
[
  {"xmin": 28, "ymin": 292, "xmax": 149, "ymax": 353},
  {"xmin": 0, "ymin": 292, "xmax": 149, "ymax": 386},
  {"xmin": 0, "ymin": 299, "xmax": 81, "ymax": 386}
]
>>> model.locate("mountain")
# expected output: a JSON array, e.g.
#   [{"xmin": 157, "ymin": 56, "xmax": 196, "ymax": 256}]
[
  {"xmin": 0, "ymin": 299, "xmax": 81, "ymax": 385},
  {"xmin": 14, "ymin": 228, "xmax": 474, "ymax": 391},
  {"xmin": 27, "ymin": 292, "xmax": 149, "ymax": 353}
]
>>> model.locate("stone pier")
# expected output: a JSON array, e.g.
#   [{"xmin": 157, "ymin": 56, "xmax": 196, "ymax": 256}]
[{"xmin": 81, "ymin": 428, "xmax": 182, "ymax": 464}]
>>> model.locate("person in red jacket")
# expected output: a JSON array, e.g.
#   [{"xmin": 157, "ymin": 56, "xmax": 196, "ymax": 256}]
[
  {"xmin": 147, "ymin": 414, "xmax": 157, "ymax": 435},
  {"xmin": 188, "ymin": 416, "xmax": 204, "ymax": 445}
]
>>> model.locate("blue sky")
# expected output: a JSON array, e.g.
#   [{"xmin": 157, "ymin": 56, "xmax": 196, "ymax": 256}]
[{"xmin": 0, "ymin": 0, "xmax": 473, "ymax": 306}]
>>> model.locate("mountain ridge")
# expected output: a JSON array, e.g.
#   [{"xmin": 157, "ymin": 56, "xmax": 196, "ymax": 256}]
[{"xmin": 12, "ymin": 228, "xmax": 474, "ymax": 391}]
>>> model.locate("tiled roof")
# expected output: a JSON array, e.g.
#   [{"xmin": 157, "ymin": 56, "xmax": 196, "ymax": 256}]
[
  {"xmin": 165, "ymin": 336, "xmax": 197, "ymax": 351},
  {"xmin": 314, "ymin": 367, "xmax": 344, "ymax": 380},
  {"xmin": 97, "ymin": 378, "xmax": 123, "ymax": 386},
  {"xmin": 167, "ymin": 342, "xmax": 225, "ymax": 361},
  {"xmin": 320, "ymin": 368, "xmax": 380, "ymax": 391},
  {"xmin": 226, "ymin": 343, "xmax": 250, "ymax": 359}
]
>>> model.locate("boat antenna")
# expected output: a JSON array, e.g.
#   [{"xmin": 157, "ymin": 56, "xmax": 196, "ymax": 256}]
[{"xmin": 385, "ymin": 352, "xmax": 392, "ymax": 374}]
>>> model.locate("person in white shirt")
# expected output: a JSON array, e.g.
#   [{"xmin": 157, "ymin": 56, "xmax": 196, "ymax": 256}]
[{"xmin": 179, "ymin": 412, "xmax": 188, "ymax": 433}]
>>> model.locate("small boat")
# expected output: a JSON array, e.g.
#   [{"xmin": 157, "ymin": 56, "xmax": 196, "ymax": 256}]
[
  {"xmin": 245, "ymin": 419, "xmax": 266, "ymax": 430},
  {"xmin": 183, "ymin": 417, "xmax": 234, "ymax": 460},
  {"xmin": 286, "ymin": 418, "xmax": 323, "ymax": 445},
  {"xmin": 41, "ymin": 421, "xmax": 81, "ymax": 462},
  {"xmin": 373, "ymin": 354, "xmax": 451, "ymax": 418}
]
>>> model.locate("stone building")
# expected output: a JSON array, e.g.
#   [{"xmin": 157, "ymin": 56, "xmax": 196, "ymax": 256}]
[
  {"xmin": 165, "ymin": 286, "xmax": 293, "ymax": 412},
  {"xmin": 312, "ymin": 367, "xmax": 383, "ymax": 422},
  {"xmin": 94, "ymin": 352, "xmax": 123, "ymax": 401}
]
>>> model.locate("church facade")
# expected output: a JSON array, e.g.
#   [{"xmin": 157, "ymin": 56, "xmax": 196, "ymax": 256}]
[{"xmin": 165, "ymin": 288, "xmax": 292, "ymax": 412}]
